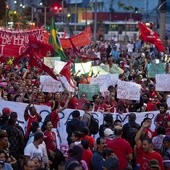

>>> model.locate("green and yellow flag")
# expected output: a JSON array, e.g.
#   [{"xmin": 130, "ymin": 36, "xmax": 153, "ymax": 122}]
[{"xmin": 49, "ymin": 17, "xmax": 68, "ymax": 61}]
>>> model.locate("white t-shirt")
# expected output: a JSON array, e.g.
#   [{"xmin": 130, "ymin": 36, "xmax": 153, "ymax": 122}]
[{"xmin": 24, "ymin": 142, "xmax": 43, "ymax": 159}]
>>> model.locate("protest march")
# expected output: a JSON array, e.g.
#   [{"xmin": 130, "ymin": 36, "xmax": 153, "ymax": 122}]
[{"xmin": 0, "ymin": 19, "xmax": 170, "ymax": 170}]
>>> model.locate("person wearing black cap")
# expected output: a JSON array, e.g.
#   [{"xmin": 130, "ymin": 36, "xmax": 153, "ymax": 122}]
[
  {"xmin": 162, "ymin": 135, "xmax": 170, "ymax": 169},
  {"xmin": 66, "ymin": 110, "xmax": 86, "ymax": 145}
]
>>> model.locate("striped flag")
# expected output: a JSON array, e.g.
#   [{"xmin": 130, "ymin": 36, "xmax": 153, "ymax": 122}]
[{"xmin": 49, "ymin": 17, "xmax": 68, "ymax": 61}]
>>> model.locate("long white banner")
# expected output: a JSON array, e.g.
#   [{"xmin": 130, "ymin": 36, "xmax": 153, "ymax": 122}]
[{"xmin": 0, "ymin": 100, "xmax": 168, "ymax": 155}]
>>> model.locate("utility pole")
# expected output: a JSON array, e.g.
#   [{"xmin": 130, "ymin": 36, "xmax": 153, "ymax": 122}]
[
  {"xmin": 74, "ymin": 0, "xmax": 77, "ymax": 34},
  {"xmin": 159, "ymin": 0, "xmax": 166, "ymax": 42},
  {"xmin": 93, "ymin": 0, "xmax": 97, "ymax": 42}
]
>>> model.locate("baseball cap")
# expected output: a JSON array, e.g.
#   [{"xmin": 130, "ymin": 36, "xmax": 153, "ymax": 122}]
[
  {"xmin": 104, "ymin": 128, "xmax": 114, "ymax": 137},
  {"xmin": 2, "ymin": 107, "xmax": 11, "ymax": 116}
]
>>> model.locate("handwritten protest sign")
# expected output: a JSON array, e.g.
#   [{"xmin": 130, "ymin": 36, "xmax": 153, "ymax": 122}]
[
  {"xmin": 155, "ymin": 74, "xmax": 170, "ymax": 91},
  {"xmin": 117, "ymin": 80, "xmax": 141, "ymax": 101},
  {"xmin": 44, "ymin": 57, "xmax": 60, "ymax": 68},
  {"xmin": 78, "ymin": 84, "xmax": 100, "ymax": 101},
  {"xmin": 147, "ymin": 63, "xmax": 165, "ymax": 78},
  {"xmin": 40, "ymin": 75, "xmax": 63, "ymax": 92},
  {"xmin": 90, "ymin": 74, "xmax": 119, "ymax": 92},
  {"xmin": 75, "ymin": 61, "xmax": 92, "ymax": 76}
]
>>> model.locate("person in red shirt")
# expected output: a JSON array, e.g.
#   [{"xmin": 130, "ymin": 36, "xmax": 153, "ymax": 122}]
[
  {"xmin": 106, "ymin": 125, "xmax": 133, "ymax": 170},
  {"xmin": 81, "ymin": 139, "xmax": 93, "ymax": 170},
  {"xmin": 42, "ymin": 120, "xmax": 65, "ymax": 170},
  {"xmin": 50, "ymin": 93, "xmax": 71, "ymax": 129},
  {"xmin": 24, "ymin": 103, "xmax": 42, "ymax": 140},
  {"xmin": 97, "ymin": 96, "xmax": 109, "ymax": 112},
  {"xmin": 141, "ymin": 118, "xmax": 155, "ymax": 139},
  {"xmin": 81, "ymin": 127, "xmax": 95, "ymax": 151},
  {"xmin": 154, "ymin": 103, "xmax": 170, "ymax": 134},
  {"xmin": 134, "ymin": 121, "xmax": 164, "ymax": 170}
]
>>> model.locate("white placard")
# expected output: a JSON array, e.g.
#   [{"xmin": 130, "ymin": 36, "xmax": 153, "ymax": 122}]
[
  {"xmin": 40, "ymin": 75, "xmax": 64, "ymax": 92},
  {"xmin": 117, "ymin": 80, "xmax": 141, "ymax": 101},
  {"xmin": 75, "ymin": 61, "xmax": 92, "ymax": 76},
  {"xmin": 54, "ymin": 61, "xmax": 67, "ymax": 74},
  {"xmin": 155, "ymin": 74, "xmax": 170, "ymax": 91},
  {"xmin": 44, "ymin": 57, "xmax": 60, "ymax": 68},
  {"xmin": 90, "ymin": 74, "xmax": 119, "ymax": 92}
]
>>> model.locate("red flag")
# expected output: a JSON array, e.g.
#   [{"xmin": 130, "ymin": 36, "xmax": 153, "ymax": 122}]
[
  {"xmin": 29, "ymin": 36, "xmax": 54, "ymax": 59},
  {"xmin": 59, "ymin": 61, "xmax": 75, "ymax": 87},
  {"xmin": 138, "ymin": 22, "xmax": 165, "ymax": 52},
  {"xmin": 29, "ymin": 54, "xmax": 59, "ymax": 81}
]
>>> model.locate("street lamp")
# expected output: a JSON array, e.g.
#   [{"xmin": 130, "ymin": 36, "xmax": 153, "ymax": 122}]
[{"xmin": 157, "ymin": 0, "xmax": 167, "ymax": 42}]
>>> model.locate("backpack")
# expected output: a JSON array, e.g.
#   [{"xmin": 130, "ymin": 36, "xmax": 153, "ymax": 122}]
[
  {"xmin": 89, "ymin": 114, "xmax": 99, "ymax": 135},
  {"xmin": 125, "ymin": 123, "xmax": 139, "ymax": 147}
]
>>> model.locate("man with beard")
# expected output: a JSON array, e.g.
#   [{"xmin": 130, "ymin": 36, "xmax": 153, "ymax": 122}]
[{"xmin": 154, "ymin": 103, "xmax": 170, "ymax": 134}]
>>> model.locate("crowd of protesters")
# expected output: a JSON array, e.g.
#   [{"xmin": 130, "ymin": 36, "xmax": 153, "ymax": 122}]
[{"xmin": 0, "ymin": 36, "xmax": 170, "ymax": 170}]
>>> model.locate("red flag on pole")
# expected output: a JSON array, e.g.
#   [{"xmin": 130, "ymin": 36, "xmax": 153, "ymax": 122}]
[
  {"xmin": 59, "ymin": 60, "xmax": 75, "ymax": 87},
  {"xmin": 29, "ymin": 54, "xmax": 59, "ymax": 81},
  {"xmin": 138, "ymin": 22, "xmax": 165, "ymax": 52}
]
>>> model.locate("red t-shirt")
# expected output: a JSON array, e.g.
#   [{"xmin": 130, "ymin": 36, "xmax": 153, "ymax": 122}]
[
  {"xmin": 82, "ymin": 135, "xmax": 95, "ymax": 150},
  {"xmin": 44, "ymin": 130, "xmax": 57, "ymax": 151},
  {"xmin": 50, "ymin": 110, "xmax": 59, "ymax": 128},
  {"xmin": 136, "ymin": 146, "xmax": 164, "ymax": 170},
  {"xmin": 155, "ymin": 113, "xmax": 170, "ymax": 128},
  {"xmin": 82, "ymin": 149, "xmax": 93, "ymax": 170},
  {"xmin": 25, "ymin": 114, "xmax": 39, "ymax": 139},
  {"xmin": 106, "ymin": 138, "xmax": 132, "ymax": 170}
]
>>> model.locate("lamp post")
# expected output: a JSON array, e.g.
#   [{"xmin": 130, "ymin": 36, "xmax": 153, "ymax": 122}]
[
  {"xmin": 157, "ymin": 0, "xmax": 166, "ymax": 42},
  {"xmin": 74, "ymin": 0, "xmax": 77, "ymax": 34},
  {"xmin": 93, "ymin": 0, "xmax": 97, "ymax": 42}
]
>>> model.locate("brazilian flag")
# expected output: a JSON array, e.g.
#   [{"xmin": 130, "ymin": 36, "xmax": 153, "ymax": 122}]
[{"xmin": 49, "ymin": 17, "xmax": 68, "ymax": 61}]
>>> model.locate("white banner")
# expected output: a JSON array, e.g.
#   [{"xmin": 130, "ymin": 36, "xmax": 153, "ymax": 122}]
[
  {"xmin": 117, "ymin": 80, "xmax": 141, "ymax": 101},
  {"xmin": 155, "ymin": 74, "xmax": 170, "ymax": 91},
  {"xmin": 167, "ymin": 97, "xmax": 170, "ymax": 108},
  {"xmin": 40, "ymin": 75, "xmax": 64, "ymax": 93},
  {"xmin": 91, "ymin": 74, "xmax": 119, "ymax": 92},
  {"xmin": 1, "ymin": 100, "xmax": 169, "ymax": 156}
]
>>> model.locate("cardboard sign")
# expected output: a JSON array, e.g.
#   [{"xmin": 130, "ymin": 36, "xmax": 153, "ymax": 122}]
[
  {"xmin": 40, "ymin": 75, "xmax": 63, "ymax": 92},
  {"xmin": 78, "ymin": 84, "xmax": 100, "ymax": 101},
  {"xmin": 117, "ymin": 80, "xmax": 141, "ymax": 101},
  {"xmin": 44, "ymin": 57, "xmax": 60, "ymax": 68},
  {"xmin": 90, "ymin": 74, "xmax": 119, "ymax": 92},
  {"xmin": 147, "ymin": 63, "xmax": 165, "ymax": 78},
  {"xmin": 155, "ymin": 74, "xmax": 170, "ymax": 91}
]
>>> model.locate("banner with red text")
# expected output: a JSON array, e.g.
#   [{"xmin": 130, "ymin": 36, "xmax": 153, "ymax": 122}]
[
  {"xmin": 0, "ymin": 29, "xmax": 49, "ymax": 57},
  {"xmin": 60, "ymin": 27, "xmax": 92, "ymax": 49}
]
